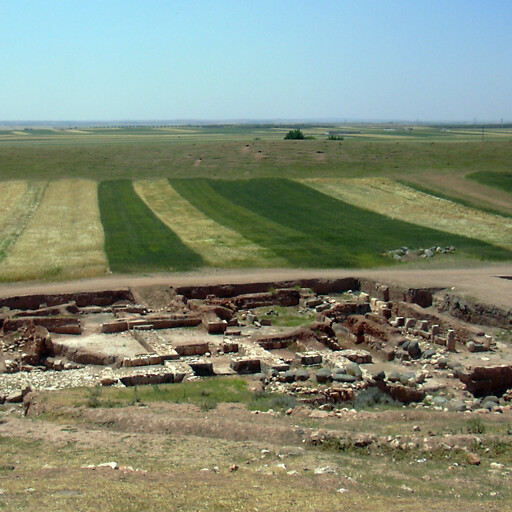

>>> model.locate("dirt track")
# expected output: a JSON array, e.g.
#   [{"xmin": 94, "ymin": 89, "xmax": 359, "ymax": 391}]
[{"xmin": 0, "ymin": 263, "xmax": 511, "ymax": 308}]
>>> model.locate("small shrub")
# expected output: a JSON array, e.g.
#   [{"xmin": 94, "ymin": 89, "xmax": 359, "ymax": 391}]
[
  {"xmin": 284, "ymin": 129, "xmax": 305, "ymax": 140},
  {"xmin": 351, "ymin": 387, "xmax": 398, "ymax": 409},
  {"xmin": 249, "ymin": 391, "xmax": 297, "ymax": 412},
  {"xmin": 467, "ymin": 417, "xmax": 486, "ymax": 434},
  {"xmin": 86, "ymin": 387, "xmax": 102, "ymax": 408},
  {"xmin": 130, "ymin": 386, "xmax": 142, "ymax": 406},
  {"xmin": 199, "ymin": 397, "xmax": 218, "ymax": 411}
]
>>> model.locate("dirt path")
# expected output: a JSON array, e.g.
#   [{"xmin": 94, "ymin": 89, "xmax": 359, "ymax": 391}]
[
  {"xmin": 407, "ymin": 173, "xmax": 512, "ymax": 215},
  {"xmin": 0, "ymin": 263, "xmax": 511, "ymax": 308}
]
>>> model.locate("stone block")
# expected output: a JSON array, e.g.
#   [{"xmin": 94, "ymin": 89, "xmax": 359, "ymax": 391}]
[
  {"xmin": 230, "ymin": 358, "xmax": 261, "ymax": 374},
  {"xmin": 189, "ymin": 361, "xmax": 215, "ymax": 376},
  {"xmin": 404, "ymin": 318, "xmax": 416, "ymax": 330},
  {"xmin": 299, "ymin": 352, "xmax": 322, "ymax": 366}
]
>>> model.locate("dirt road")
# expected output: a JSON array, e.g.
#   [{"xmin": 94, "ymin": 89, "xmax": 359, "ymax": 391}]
[{"xmin": 0, "ymin": 263, "xmax": 511, "ymax": 308}]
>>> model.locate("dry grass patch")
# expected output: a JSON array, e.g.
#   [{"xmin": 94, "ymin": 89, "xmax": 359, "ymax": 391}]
[
  {"xmin": 0, "ymin": 181, "xmax": 46, "ymax": 262},
  {"xmin": 0, "ymin": 179, "xmax": 107, "ymax": 281},
  {"xmin": 134, "ymin": 179, "xmax": 286, "ymax": 267},
  {"xmin": 0, "ymin": 181, "xmax": 29, "ymax": 232},
  {"xmin": 305, "ymin": 177, "xmax": 512, "ymax": 250}
]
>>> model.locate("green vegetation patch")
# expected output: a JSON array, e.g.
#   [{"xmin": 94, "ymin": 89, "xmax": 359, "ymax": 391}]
[
  {"xmin": 172, "ymin": 178, "xmax": 512, "ymax": 268},
  {"xmin": 41, "ymin": 378, "xmax": 294, "ymax": 412},
  {"xmin": 467, "ymin": 171, "xmax": 512, "ymax": 194},
  {"xmin": 98, "ymin": 179, "xmax": 204, "ymax": 272},
  {"xmin": 254, "ymin": 305, "xmax": 316, "ymax": 327}
]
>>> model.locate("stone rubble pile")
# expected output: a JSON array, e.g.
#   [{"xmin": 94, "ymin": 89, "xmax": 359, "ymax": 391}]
[{"xmin": 1, "ymin": 278, "xmax": 510, "ymax": 413}]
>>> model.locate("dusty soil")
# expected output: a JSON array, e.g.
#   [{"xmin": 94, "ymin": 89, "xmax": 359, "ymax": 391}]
[
  {"xmin": 1, "ymin": 396, "xmax": 511, "ymax": 512},
  {"xmin": 0, "ymin": 264, "xmax": 510, "ymax": 308}
]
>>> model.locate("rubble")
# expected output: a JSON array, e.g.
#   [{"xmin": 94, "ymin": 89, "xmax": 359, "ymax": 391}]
[{"xmin": 0, "ymin": 277, "xmax": 509, "ymax": 412}]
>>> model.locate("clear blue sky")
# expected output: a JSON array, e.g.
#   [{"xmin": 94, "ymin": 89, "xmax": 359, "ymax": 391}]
[{"xmin": 1, "ymin": 1, "xmax": 511, "ymax": 122}]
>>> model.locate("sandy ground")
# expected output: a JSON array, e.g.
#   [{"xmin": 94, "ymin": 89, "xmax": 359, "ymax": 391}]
[{"xmin": 0, "ymin": 263, "xmax": 511, "ymax": 308}]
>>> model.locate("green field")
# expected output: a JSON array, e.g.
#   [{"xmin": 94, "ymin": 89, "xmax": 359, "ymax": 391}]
[
  {"xmin": 98, "ymin": 180, "xmax": 204, "ymax": 273},
  {"xmin": 0, "ymin": 125, "xmax": 510, "ymax": 281},
  {"xmin": 172, "ymin": 178, "xmax": 512, "ymax": 268}
]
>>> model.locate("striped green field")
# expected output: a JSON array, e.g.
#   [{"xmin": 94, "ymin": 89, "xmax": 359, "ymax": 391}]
[
  {"xmin": 0, "ymin": 172, "xmax": 510, "ymax": 282},
  {"xmin": 171, "ymin": 178, "xmax": 512, "ymax": 268},
  {"xmin": 304, "ymin": 178, "xmax": 512, "ymax": 250},
  {"xmin": 133, "ymin": 180, "xmax": 285, "ymax": 268},
  {"xmin": 98, "ymin": 180, "xmax": 204, "ymax": 273}
]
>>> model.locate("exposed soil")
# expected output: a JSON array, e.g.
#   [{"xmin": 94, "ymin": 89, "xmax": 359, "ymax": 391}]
[
  {"xmin": 0, "ymin": 263, "xmax": 511, "ymax": 309},
  {"xmin": 407, "ymin": 172, "xmax": 512, "ymax": 215}
]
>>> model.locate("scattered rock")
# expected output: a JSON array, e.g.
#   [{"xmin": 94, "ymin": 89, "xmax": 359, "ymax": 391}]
[{"xmin": 467, "ymin": 453, "xmax": 481, "ymax": 466}]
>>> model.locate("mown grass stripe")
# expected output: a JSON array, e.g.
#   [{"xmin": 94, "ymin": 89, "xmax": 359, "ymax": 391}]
[
  {"xmin": 0, "ymin": 179, "xmax": 107, "ymax": 282},
  {"xmin": 174, "ymin": 178, "xmax": 512, "ymax": 268},
  {"xmin": 133, "ymin": 180, "xmax": 285, "ymax": 267},
  {"xmin": 0, "ymin": 181, "xmax": 47, "ymax": 263},
  {"xmin": 170, "ymin": 179, "xmax": 344, "ymax": 267},
  {"xmin": 304, "ymin": 177, "xmax": 512, "ymax": 250},
  {"xmin": 99, "ymin": 180, "xmax": 204, "ymax": 273}
]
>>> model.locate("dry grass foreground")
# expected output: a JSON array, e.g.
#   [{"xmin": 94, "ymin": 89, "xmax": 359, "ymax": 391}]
[
  {"xmin": 133, "ymin": 179, "xmax": 286, "ymax": 268},
  {"xmin": 0, "ymin": 179, "xmax": 107, "ymax": 282},
  {"xmin": 305, "ymin": 177, "xmax": 512, "ymax": 250},
  {"xmin": 1, "ymin": 384, "xmax": 511, "ymax": 512}
]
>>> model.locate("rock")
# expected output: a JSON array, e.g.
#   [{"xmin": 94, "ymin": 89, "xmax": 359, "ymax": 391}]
[
  {"xmin": 373, "ymin": 370, "xmax": 386, "ymax": 381},
  {"xmin": 387, "ymin": 371, "xmax": 400, "ymax": 383},
  {"xmin": 400, "ymin": 372, "xmax": 415, "ymax": 386},
  {"xmin": 449, "ymin": 400, "xmax": 467, "ymax": 412},
  {"xmin": 467, "ymin": 453, "xmax": 481, "ymax": 466},
  {"xmin": 278, "ymin": 370, "xmax": 295, "ymax": 383},
  {"xmin": 315, "ymin": 368, "xmax": 332, "ymax": 384},
  {"xmin": 345, "ymin": 363, "xmax": 362, "ymax": 378},
  {"xmin": 407, "ymin": 341, "xmax": 421, "ymax": 358},
  {"xmin": 97, "ymin": 462, "xmax": 119, "ymax": 470},
  {"xmin": 339, "ymin": 349, "xmax": 372, "ymax": 364},
  {"xmin": 309, "ymin": 410, "xmax": 330, "ymax": 419},
  {"xmin": 482, "ymin": 400, "xmax": 497, "ymax": 411},
  {"xmin": 332, "ymin": 374, "xmax": 356, "ymax": 383},
  {"xmin": 314, "ymin": 466, "xmax": 337, "ymax": 475},
  {"xmin": 432, "ymin": 396, "xmax": 448, "ymax": 407},
  {"xmin": 422, "ymin": 349, "xmax": 436, "ymax": 359},
  {"xmin": 436, "ymin": 356, "xmax": 448, "ymax": 369},
  {"xmin": 6, "ymin": 391, "xmax": 23, "ymax": 403},
  {"xmin": 295, "ymin": 369, "xmax": 309, "ymax": 381}
]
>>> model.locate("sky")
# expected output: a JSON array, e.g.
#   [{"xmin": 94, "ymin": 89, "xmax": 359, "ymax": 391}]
[{"xmin": 1, "ymin": 1, "xmax": 511, "ymax": 122}]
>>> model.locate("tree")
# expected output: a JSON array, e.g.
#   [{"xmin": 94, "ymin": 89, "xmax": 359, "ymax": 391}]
[{"xmin": 284, "ymin": 128, "xmax": 305, "ymax": 140}]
